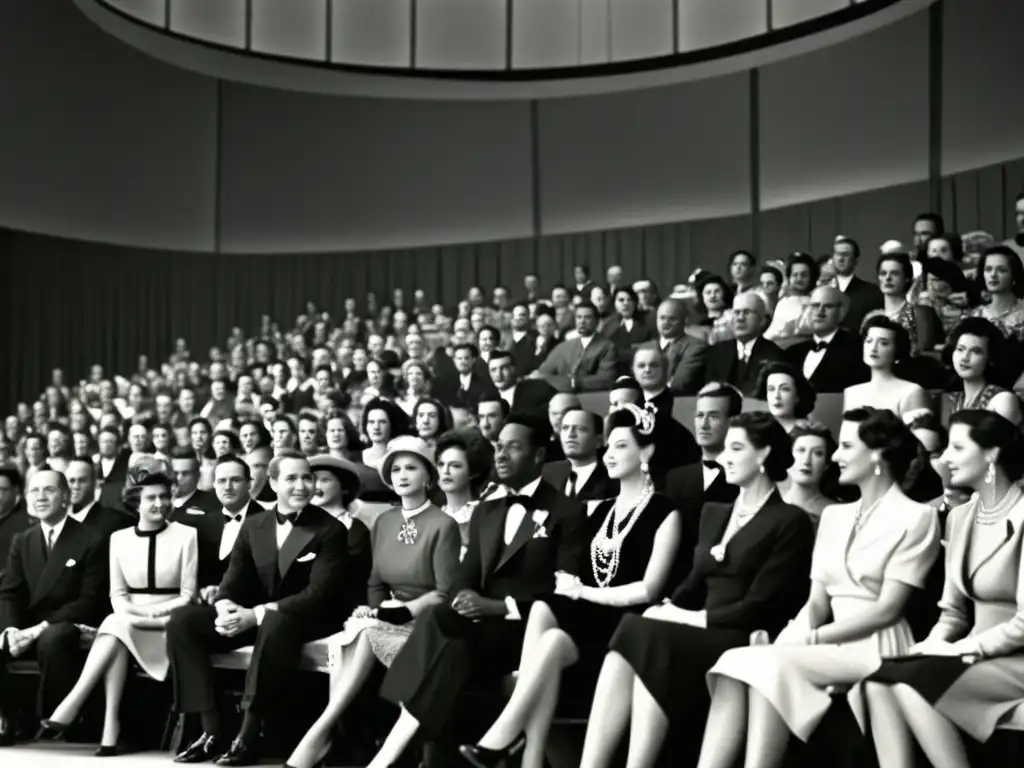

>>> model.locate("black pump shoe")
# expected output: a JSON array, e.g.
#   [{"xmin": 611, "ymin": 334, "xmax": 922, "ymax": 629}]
[
  {"xmin": 95, "ymin": 745, "xmax": 120, "ymax": 757},
  {"xmin": 458, "ymin": 733, "xmax": 527, "ymax": 768},
  {"xmin": 34, "ymin": 719, "xmax": 72, "ymax": 742},
  {"xmin": 174, "ymin": 732, "xmax": 226, "ymax": 764}
]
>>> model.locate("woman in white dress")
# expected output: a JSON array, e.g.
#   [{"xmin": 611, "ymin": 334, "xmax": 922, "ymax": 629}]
[
  {"xmin": 40, "ymin": 456, "xmax": 198, "ymax": 755},
  {"xmin": 843, "ymin": 317, "xmax": 931, "ymax": 418},
  {"xmin": 696, "ymin": 407, "xmax": 940, "ymax": 768}
]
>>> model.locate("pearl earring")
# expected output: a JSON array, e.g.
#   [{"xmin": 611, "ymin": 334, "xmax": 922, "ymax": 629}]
[
  {"xmin": 640, "ymin": 461, "xmax": 649, "ymax": 476},
  {"xmin": 758, "ymin": 464, "xmax": 765, "ymax": 475},
  {"xmin": 986, "ymin": 461, "xmax": 996, "ymax": 485},
  {"xmin": 873, "ymin": 462, "xmax": 881, "ymax": 477}
]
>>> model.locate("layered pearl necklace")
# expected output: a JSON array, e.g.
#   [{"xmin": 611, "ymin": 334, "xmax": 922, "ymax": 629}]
[
  {"xmin": 590, "ymin": 481, "xmax": 654, "ymax": 588},
  {"xmin": 974, "ymin": 484, "xmax": 1022, "ymax": 526}
]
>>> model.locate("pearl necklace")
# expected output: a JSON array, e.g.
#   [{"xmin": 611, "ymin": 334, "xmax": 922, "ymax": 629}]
[
  {"xmin": 974, "ymin": 485, "xmax": 1022, "ymax": 526},
  {"xmin": 590, "ymin": 481, "xmax": 654, "ymax": 588},
  {"xmin": 710, "ymin": 486, "xmax": 775, "ymax": 562},
  {"xmin": 853, "ymin": 495, "xmax": 885, "ymax": 531}
]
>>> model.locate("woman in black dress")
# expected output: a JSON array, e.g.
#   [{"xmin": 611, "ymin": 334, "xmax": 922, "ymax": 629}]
[
  {"xmin": 459, "ymin": 403, "xmax": 682, "ymax": 768},
  {"xmin": 576, "ymin": 412, "xmax": 814, "ymax": 768}
]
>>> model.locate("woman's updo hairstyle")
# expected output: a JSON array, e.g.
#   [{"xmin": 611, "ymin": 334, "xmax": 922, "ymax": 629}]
[
  {"xmin": 948, "ymin": 409, "xmax": 1024, "ymax": 482},
  {"xmin": 728, "ymin": 412, "xmax": 793, "ymax": 482},
  {"xmin": 122, "ymin": 454, "xmax": 174, "ymax": 514},
  {"xmin": 605, "ymin": 402, "xmax": 658, "ymax": 448},
  {"xmin": 842, "ymin": 407, "xmax": 921, "ymax": 481}
]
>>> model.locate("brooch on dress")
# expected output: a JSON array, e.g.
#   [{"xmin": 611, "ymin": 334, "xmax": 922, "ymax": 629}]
[{"xmin": 397, "ymin": 518, "xmax": 418, "ymax": 545}]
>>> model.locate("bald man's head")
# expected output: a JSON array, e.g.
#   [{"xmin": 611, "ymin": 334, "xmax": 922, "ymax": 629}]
[
  {"xmin": 731, "ymin": 291, "xmax": 767, "ymax": 341},
  {"xmin": 808, "ymin": 285, "xmax": 846, "ymax": 335}
]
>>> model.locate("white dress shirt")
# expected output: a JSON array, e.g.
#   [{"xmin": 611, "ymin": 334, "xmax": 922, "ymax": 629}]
[
  {"xmin": 67, "ymin": 500, "xmax": 97, "ymax": 525},
  {"xmin": 803, "ymin": 329, "xmax": 838, "ymax": 380},
  {"xmin": 566, "ymin": 461, "xmax": 598, "ymax": 497},
  {"xmin": 40, "ymin": 516, "xmax": 68, "ymax": 550},
  {"xmin": 836, "ymin": 274, "xmax": 854, "ymax": 292},
  {"xmin": 499, "ymin": 384, "xmax": 517, "ymax": 407},
  {"xmin": 219, "ymin": 505, "xmax": 249, "ymax": 561},
  {"xmin": 578, "ymin": 334, "xmax": 594, "ymax": 351},
  {"xmin": 499, "ymin": 475, "xmax": 544, "ymax": 621},
  {"xmin": 512, "ymin": 330, "xmax": 527, "ymax": 344},
  {"xmin": 99, "ymin": 456, "xmax": 116, "ymax": 479},
  {"xmin": 623, "ymin": 318, "xmax": 634, "ymax": 333},
  {"xmin": 173, "ymin": 489, "xmax": 198, "ymax": 510},
  {"xmin": 459, "ymin": 373, "xmax": 473, "ymax": 390},
  {"xmin": 702, "ymin": 460, "xmax": 721, "ymax": 490},
  {"xmin": 736, "ymin": 338, "xmax": 756, "ymax": 362}
]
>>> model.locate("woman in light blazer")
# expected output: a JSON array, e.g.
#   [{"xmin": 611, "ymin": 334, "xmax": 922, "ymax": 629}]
[{"xmin": 866, "ymin": 409, "xmax": 1024, "ymax": 768}]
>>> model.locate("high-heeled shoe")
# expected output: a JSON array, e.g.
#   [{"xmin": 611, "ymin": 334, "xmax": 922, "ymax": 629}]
[
  {"xmin": 34, "ymin": 719, "xmax": 72, "ymax": 741},
  {"xmin": 95, "ymin": 745, "xmax": 120, "ymax": 757},
  {"xmin": 458, "ymin": 733, "xmax": 527, "ymax": 768}
]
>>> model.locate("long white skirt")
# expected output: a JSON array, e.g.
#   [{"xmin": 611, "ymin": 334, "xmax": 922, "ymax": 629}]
[{"xmin": 707, "ymin": 597, "xmax": 913, "ymax": 741}]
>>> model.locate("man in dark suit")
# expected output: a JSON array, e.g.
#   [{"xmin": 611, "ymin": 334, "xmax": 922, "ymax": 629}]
[
  {"xmin": 169, "ymin": 447, "xmax": 221, "ymax": 521},
  {"xmin": 0, "ymin": 470, "xmax": 107, "ymax": 746},
  {"xmin": 532, "ymin": 303, "xmax": 618, "ymax": 392},
  {"xmin": 544, "ymin": 393, "xmax": 581, "ymax": 464},
  {"xmin": 439, "ymin": 343, "xmax": 498, "ymax": 412},
  {"xmin": 572, "ymin": 264, "xmax": 595, "ymax": 300},
  {"xmin": 505, "ymin": 304, "xmax": 538, "ymax": 378},
  {"xmin": 662, "ymin": 384, "xmax": 742, "ymax": 581},
  {"xmin": 704, "ymin": 292, "xmax": 786, "ymax": 396},
  {"xmin": 64, "ymin": 458, "xmax": 133, "ymax": 538},
  {"xmin": 487, "ymin": 350, "xmax": 556, "ymax": 419},
  {"xmin": 175, "ymin": 454, "xmax": 267, "ymax": 597},
  {"xmin": 625, "ymin": 349, "xmax": 701, "ymax": 472},
  {"xmin": 643, "ymin": 299, "xmax": 707, "ymax": 395},
  {"xmin": 96, "ymin": 429, "xmax": 130, "ymax": 511},
  {"xmin": 377, "ymin": 415, "xmax": 587, "ymax": 767},
  {"xmin": 167, "ymin": 450, "xmax": 349, "ymax": 766},
  {"xmin": 785, "ymin": 286, "xmax": 870, "ymax": 393},
  {"xmin": 542, "ymin": 409, "xmax": 618, "ymax": 502},
  {"xmin": 832, "ymin": 237, "xmax": 883, "ymax": 333}
]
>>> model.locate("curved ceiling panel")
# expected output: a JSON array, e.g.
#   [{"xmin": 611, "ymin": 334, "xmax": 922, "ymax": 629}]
[{"xmin": 82, "ymin": 0, "xmax": 934, "ymax": 100}]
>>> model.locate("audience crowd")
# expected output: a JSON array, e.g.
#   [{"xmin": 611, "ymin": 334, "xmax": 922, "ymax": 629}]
[{"xmin": 1, "ymin": 199, "xmax": 1024, "ymax": 768}]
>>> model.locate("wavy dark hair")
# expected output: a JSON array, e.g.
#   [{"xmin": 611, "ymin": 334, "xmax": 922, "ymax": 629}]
[
  {"xmin": 728, "ymin": 412, "xmax": 793, "ymax": 482},
  {"xmin": 860, "ymin": 315, "xmax": 911, "ymax": 364},
  {"xmin": 435, "ymin": 427, "xmax": 495, "ymax": 498},
  {"xmin": 755, "ymin": 362, "xmax": 816, "ymax": 419},
  {"xmin": 412, "ymin": 397, "xmax": 453, "ymax": 441},
  {"xmin": 362, "ymin": 397, "xmax": 411, "ymax": 443},
  {"xmin": 942, "ymin": 316, "xmax": 1017, "ymax": 389},
  {"xmin": 948, "ymin": 409, "xmax": 1024, "ymax": 482},
  {"xmin": 789, "ymin": 421, "xmax": 840, "ymax": 500},
  {"xmin": 695, "ymin": 274, "xmax": 735, "ymax": 323},
  {"xmin": 974, "ymin": 245, "xmax": 1024, "ymax": 299}
]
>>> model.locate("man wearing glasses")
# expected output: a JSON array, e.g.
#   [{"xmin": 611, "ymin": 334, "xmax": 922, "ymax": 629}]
[
  {"xmin": 786, "ymin": 286, "xmax": 869, "ymax": 393},
  {"xmin": 0, "ymin": 470, "xmax": 107, "ymax": 746}
]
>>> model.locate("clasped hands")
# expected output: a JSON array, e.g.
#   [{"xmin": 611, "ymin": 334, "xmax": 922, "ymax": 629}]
[
  {"xmin": 214, "ymin": 599, "xmax": 258, "ymax": 637},
  {"xmin": 908, "ymin": 638, "xmax": 975, "ymax": 658},
  {"xmin": 553, "ymin": 571, "xmax": 583, "ymax": 600},
  {"xmin": 450, "ymin": 590, "xmax": 507, "ymax": 619},
  {"xmin": 1, "ymin": 624, "xmax": 45, "ymax": 657},
  {"xmin": 642, "ymin": 601, "xmax": 705, "ymax": 627}
]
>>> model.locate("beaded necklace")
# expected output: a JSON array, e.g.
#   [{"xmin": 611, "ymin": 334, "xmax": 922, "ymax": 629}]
[{"xmin": 590, "ymin": 482, "xmax": 654, "ymax": 588}]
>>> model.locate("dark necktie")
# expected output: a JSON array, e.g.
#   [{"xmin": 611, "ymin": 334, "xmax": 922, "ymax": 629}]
[
  {"xmin": 812, "ymin": 340, "xmax": 829, "ymax": 353},
  {"xmin": 566, "ymin": 471, "xmax": 578, "ymax": 500},
  {"xmin": 46, "ymin": 527, "xmax": 55, "ymax": 554},
  {"xmin": 703, "ymin": 460, "xmax": 722, "ymax": 471}
]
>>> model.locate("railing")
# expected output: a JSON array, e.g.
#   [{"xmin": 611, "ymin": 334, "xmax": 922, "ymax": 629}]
[{"xmin": 95, "ymin": 0, "xmax": 888, "ymax": 75}]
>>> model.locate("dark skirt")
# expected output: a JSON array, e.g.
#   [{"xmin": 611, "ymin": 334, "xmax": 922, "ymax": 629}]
[
  {"xmin": 609, "ymin": 614, "xmax": 749, "ymax": 725},
  {"xmin": 868, "ymin": 655, "xmax": 969, "ymax": 705},
  {"xmin": 544, "ymin": 595, "xmax": 638, "ymax": 708}
]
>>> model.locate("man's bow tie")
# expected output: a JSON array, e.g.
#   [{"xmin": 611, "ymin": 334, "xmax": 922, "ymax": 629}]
[
  {"xmin": 275, "ymin": 511, "xmax": 298, "ymax": 526},
  {"xmin": 812, "ymin": 340, "xmax": 829, "ymax": 353},
  {"xmin": 224, "ymin": 512, "xmax": 242, "ymax": 523},
  {"xmin": 481, "ymin": 483, "xmax": 535, "ymax": 511},
  {"xmin": 703, "ymin": 460, "xmax": 722, "ymax": 471}
]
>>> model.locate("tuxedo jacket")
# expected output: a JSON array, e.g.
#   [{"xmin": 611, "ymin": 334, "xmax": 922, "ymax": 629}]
[
  {"xmin": 671, "ymin": 493, "xmax": 813, "ymax": 636},
  {"xmin": 167, "ymin": 489, "xmax": 221, "ymax": 522},
  {"xmin": 643, "ymin": 333, "xmax": 709, "ymax": 396},
  {"xmin": 0, "ymin": 518, "xmax": 107, "ymax": 631},
  {"xmin": 661, "ymin": 463, "xmax": 738, "ymax": 581},
  {"xmin": 441, "ymin": 372, "xmax": 498, "ymax": 411},
  {"xmin": 453, "ymin": 481, "xmax": 587, "ymax": 609},
  {"xmin": 174, "ymin": 499, "xmax": 268, "ymax": 588},
  {"xmin": 785, "ymin": 329, "xmax": 869, "ymax": 394},
  {"xmin": 542, "ymin": 460, "xmax": 619, "ymax": 502},
  {"xmin": 74, "ymin": 503, "xmax": 134, "ymax": 539},
  {"xmin": 509, "ymin": 379, "xmax": 557, "ymax": 417},
  {"xmin": 705, "ymin": 336, "xmax": 786, "ymax": 396},
  {"xmin": 838, "ymin": 276, "xmax": 884, "ymax": 334},
  {"xmin": 97, "ymin": 450, "xmax": 131, "ymax": 511},
  {"xmin": 217, "ymin": 504, "xmax": 348, "ymax": 636},
  {"xmin": 536, "ymin": 337, "xmax": 618, "ymax": 392}
]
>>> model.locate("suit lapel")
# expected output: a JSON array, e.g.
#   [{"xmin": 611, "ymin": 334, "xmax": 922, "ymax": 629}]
[
  {"xmin": 278, "ymin": 515, "xmax": 317, "ymax": 581},
  {"xmin": 479, "ymin": 501, "xmax": 508, "ymax": 584},
  {"xmin": 580, "ymin": 463, "xmax": 609, "ymax": 499},
  {"xmin": 250, "ymin": 512, "xmax": 279, "ymax": 594},
  {"xmin": 30, "ymin": 520, "xmax": 77, "ymax": 608},
  {"xmin": 496, "ymin": 504, "xmax": 535, "ymax": 572},
  {"xmin": 967, "ymin": 498, "xmax": 1024, "ymax": 582}
]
